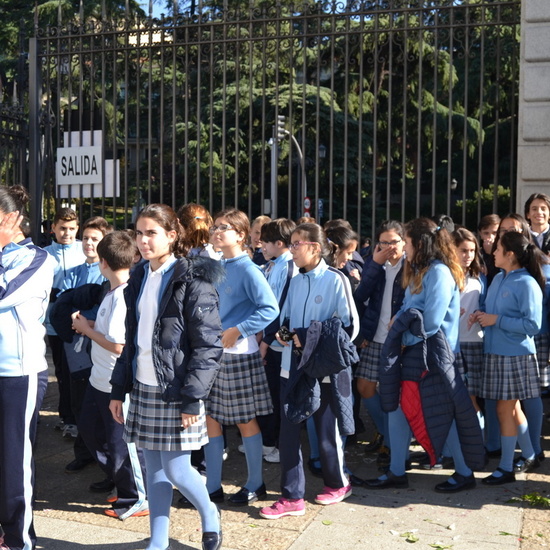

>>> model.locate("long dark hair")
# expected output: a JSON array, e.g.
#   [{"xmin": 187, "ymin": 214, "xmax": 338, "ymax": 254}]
[
  {"xmin": 500, "ymin": 231, "xmax": 545, "ymax": 291},
  {"xmin": 453, "ymin": 227, "xmax": 482, "ymax": 278},
  {"xmin": 324, "ymin": 224, "xmax": 358, "ymax": 267},
  {"xmin": 136, "ymin": 204, "xmax": 188, "ymax": 257},
  {"xmin": 403, "ymin": 217, "xmax": 464, "ymax": 293}
]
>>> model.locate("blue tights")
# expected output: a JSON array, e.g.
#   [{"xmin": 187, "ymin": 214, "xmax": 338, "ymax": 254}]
[{"xmin": 143, "ymin": 449, "xmax": 219, "ymax": 550}]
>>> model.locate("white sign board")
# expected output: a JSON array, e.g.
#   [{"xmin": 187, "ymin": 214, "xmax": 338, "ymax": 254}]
[
  {"xmin": 56, "ymin": 146, "xmax": 103, "ymax": 185},
  {"xmin": 56, "ymin": 130, "xmax": 120, "ymax": 198}
]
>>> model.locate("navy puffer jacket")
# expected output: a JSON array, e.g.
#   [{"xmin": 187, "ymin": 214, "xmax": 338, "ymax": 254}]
[
  {"xmin": 353, "ymin": 256, "xmax": 405, "ymax": 341},
  {"xmin": 379, "ymin": 309, "xmax": 485, "ymax": 470},
  {"xmin": 111, "ymin": 256, "xmax": 224, "ymax": 415}
]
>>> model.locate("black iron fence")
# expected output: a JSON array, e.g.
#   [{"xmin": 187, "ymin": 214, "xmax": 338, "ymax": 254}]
[
  {"xmin": 24, "ymin": 0, "xmax": 521, "ymax": 237},
  {"xmin": 0, "ymin": 102, "xmax": 27, "ymax": 189}
]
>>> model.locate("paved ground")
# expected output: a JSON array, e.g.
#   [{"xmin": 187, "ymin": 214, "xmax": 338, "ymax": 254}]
[{"xmin": 32, "ymin": 365, "xmax": 550, "ymax": 550}]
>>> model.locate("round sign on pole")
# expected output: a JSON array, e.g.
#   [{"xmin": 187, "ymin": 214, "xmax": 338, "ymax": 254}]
[{"xmin": 303, "ymin": 197, "xmax": 311, "ymax": 210}]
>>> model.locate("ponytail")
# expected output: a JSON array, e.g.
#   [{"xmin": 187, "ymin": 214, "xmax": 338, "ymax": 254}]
[{"xmin": 500, "ymin": 231, "xmax": 546, "ymax": 291}]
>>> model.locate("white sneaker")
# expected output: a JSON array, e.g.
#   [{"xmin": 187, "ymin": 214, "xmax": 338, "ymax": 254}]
[
  {"xmin": 62, "ymin": 424, "xmax": 78, "ymax": 438},
  {"xmin": 237, "ymin": 444, "xmax": 280, "ymax": 463},
  {"xmin": 263, "ymin": 446, "xmax": 280, "ymax": 463}
]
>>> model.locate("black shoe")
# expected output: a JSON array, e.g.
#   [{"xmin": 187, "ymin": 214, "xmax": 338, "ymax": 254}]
[
  {"xmin": 379, "ymin": 459, "xmax": 412, "ymax": 474},
  {"xmin": 365, "ymin": 471, "xmax": 408, "ymax": 489},
  {"xmin": 65, "ymin": 458, "xmax": 94, "ymax": 473},
  {"xmin": 513, "ymin": 455, "xmax": 541, "ymax": 473},
  {"xmin": 485, "ymin": 448, "xmax": 502, "ymax": 459},
  {"xmin": 228, "ymin": 483, "xmax": 267, "ymax": 506},
  {"xmin": 202, "ymin": 531, "xmax": 222, "ymax": 550},
  {"xmin": 482, "ymin": 467, "xmax": 515, "ymax": 485},
  {"xmin": 348, "ymin": 474, "xmax": 365, "ymax": 487},
  {"xmin": 89, "ymin": 478, "xmax": 115, "ymax": 493},
  {"xmin": 434, "ymin": 472, "xmax": 476, "ymax": 493},
  {"xmin": 178, "ymin": 487, "xmax": 225, "ymax": 508},
  {"xmin": 307, "ymin": 458, "xmax": 323, "ymax": 478},
  {"xmin": 364, "ymin": 432, "xmax": 383, "ymax": 453},
  {"xmin": 537, "ymin": 451, "xmax": 545, "ymax": 462}
]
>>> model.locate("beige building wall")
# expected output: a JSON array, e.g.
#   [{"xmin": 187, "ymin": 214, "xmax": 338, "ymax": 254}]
[{"xmin": 517, "ymin": 0, "xmax": 550, "ymax": 211}]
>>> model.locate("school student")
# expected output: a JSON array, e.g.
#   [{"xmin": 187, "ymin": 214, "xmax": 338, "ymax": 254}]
[
  {"xmin": 354, "ymin": 220, "xmax": 406, "ymax": 466},
  {"xmin": 256, "ymin": 218, "xmax": 297, "ymax": 463},
  {"xmin": 72, "ymin": 231, "xmax": 148, "ymax": 519},
  {"xmin": 260, "ymin": 222, "xmax": 359, "ymax": 520},
  {"xmin": 474, "ymin": 231, "xmax": 544, "ymax": 484},
  {"xmin": 0, "ymin": 189, "xmax": 55, "ymax": 550},
  {"xmin": 44, "ymin": 207, "xmax": 85, "ymax": 432},
  {"xmin": 57, "ymin": 216, "xmax": 111, "ymax": 472},
  {"xmin": 204, "ymin": 209, "xmax": 279, "ymax": 506},
  {"xmin": 109, "ymin": 204, "xmax": 223, "ymax": 550},
  {"xmin": 367, "ymin": 217, "xmax": 484, "ymax": 493},
  {"xmin": 452, "ymin": 228, "xmax": 486, "ymax": 414}
]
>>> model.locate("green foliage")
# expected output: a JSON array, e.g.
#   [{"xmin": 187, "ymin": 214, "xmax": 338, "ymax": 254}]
[{"xmin": 507, "ymin": 492, "xmax": 550, "ymax": 508}]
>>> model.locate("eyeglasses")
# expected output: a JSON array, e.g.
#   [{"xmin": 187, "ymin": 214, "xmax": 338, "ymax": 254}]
[
  {"xmin": 378, "ymin": 239, "xmax": 402, "ymax": 247},
  {"xmin": 289, "ymin": 241, "xmax": 317, "ymax": 250},
  {"xmin": 209, "ymin": 224, "xmax": 234, "ymax": 234}
]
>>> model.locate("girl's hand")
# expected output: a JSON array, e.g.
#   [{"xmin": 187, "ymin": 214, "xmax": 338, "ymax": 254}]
[
  {"xmin": 221, "ymin": 326, "xmax": 241, "ymax": 349},
  {"xmin": 349, "ymin": 268, "xmax": 361, "ymax": 281},
  {"xmin": 181, "ymin": 413, "xmax": 199, "ymax": 430},
  {"xmin": 0, "ymin": 211, "xmax": 23, "ymax": 249},
  {"xmin": 275, "ymin": 331, "xmax": 290, "ymax": 347},
  {"xmin": 372, "ymin": 244, "xmax": 392, "ymax": 265},
  {"xmin": 474, "ymin": 311, "xmax": 498, "ymax": 328},
  {"xmin": 109, "ymin": 400, "xmax": 124, "ymax": 424}
]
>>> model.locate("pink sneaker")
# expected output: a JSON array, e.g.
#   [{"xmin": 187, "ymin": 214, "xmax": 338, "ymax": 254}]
[
  {"xmin": 314, "ymin": 484, "xmax": 352, "ymax": 505},
  {"xmin": 259, "ymin": 498, "xmax": 305, "ymax": 519}
]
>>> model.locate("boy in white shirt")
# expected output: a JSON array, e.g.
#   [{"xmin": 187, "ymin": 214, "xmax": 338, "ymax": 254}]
[{"xmin": 72, "ymin": 231, "xmax": 148, "ymax": 520}]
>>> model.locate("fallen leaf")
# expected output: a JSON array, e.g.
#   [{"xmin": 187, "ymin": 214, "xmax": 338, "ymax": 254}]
[{"xmin": 322, "ymin": 520, "xmax": 333, "ymax": 526}]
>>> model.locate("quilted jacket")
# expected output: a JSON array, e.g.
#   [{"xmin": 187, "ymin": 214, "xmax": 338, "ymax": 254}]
[
  {"xmin": 283, "ymin": 317, "xmax": 358, "ymax": 435},
  {"xmin": 379, "ymin": 308, "xmax": 485, "ymax": 470},
  {"xmin": 110, "ymin": 256, "xmax": 224, "ymax": 415}
]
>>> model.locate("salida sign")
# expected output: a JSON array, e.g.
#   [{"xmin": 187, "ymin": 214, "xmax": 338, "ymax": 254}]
[{"xmin": 56, "ymin": 146, "xmax": 103, "ymax": 185}]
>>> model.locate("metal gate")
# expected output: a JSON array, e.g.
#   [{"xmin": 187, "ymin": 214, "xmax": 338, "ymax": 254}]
[{"xmin": 28, "ymin": 0, "xmax": 521, "ymax": 238}]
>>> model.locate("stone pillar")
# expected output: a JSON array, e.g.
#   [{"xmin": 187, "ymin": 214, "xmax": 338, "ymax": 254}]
[{"xmin": 517, "ymin": 0, "xmax": 550, "ymax": 211}]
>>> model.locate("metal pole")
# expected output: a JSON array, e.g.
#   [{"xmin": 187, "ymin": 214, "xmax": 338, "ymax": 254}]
[
  {"xmin": 28, "ymin": 37, "xmax": 42, "ymax": 243},
  {"xmin": 270, "ymin": 128, "xmax": 278, "ymax": 218},
  {"xmin": 289, "ymin": 133, "xmax": 306, "ymax": 212}
]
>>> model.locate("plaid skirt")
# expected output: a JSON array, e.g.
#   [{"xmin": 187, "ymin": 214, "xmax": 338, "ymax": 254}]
[
  {"xmin": 124, "ymin": 381, "xmax": 208, "ymax": 451},
  {"xmin": 206, "ymin": 351, "xmax": 273, "ymax": 424},
  {"xmin": 479, "ymin": 353, "xmax": 541, "ymax": 400},
  {"xmin": 455, "ymin": 341, "xmax": 484, "ymax": 395},
  {"xmin": 535, "ymin": 333, "xmax": 550, "ymax": 387},
  {"xmin": 355, "ymin": 341, "xmax": 383, "ymax": 382}
]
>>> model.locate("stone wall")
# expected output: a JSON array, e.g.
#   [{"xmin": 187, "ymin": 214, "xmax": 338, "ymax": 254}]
[{"xmin": 517, "ymin": 0, "xmax": 550, "ymax": 210}]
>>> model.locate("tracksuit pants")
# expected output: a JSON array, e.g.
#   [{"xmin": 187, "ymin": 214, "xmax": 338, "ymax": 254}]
[
  {"xmin": 0, "ymin": 374, "xmax": 39, "ymax": 550},
  {"xmin": 278, "ymin": 377, "xmax": 348, "ymax": 499}
]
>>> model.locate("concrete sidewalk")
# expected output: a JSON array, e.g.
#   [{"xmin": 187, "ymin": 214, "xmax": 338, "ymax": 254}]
[{"xmin": 33, "ymin": 369, "xmax": 550, "ymax": 550}]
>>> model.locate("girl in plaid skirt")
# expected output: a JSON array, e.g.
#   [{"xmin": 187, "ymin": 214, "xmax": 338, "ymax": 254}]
[
  {"xmin": 110, "ymin": 204, "xmax": 223, "ymax": 550},
  {"xmin": 205, "ymin": 209, "xmax": 279, "ymax": 506},
  {"xmin": 473, "ymin": 230, "xmax": 544, "ymax": 485},
  {"xmin": 452, "ymin": 228, "xmax": 486, "ymax": 412}
]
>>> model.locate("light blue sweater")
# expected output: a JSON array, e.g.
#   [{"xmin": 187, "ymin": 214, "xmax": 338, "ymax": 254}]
[
  {"xmin": 397, "ymin": 260, "xmax": 461, "ymax": 352},
  {"xmin": 483, "ymin": 267, "xmax": 542, "ymax": 356},
  {"xmin": 217, "ymin": 252, "xmax": 279, "ymax": 338}
]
